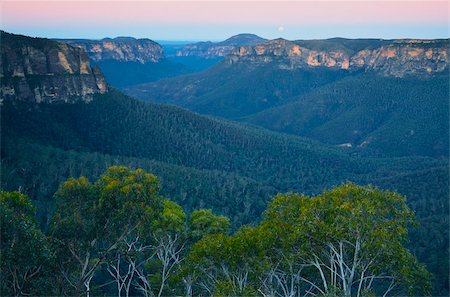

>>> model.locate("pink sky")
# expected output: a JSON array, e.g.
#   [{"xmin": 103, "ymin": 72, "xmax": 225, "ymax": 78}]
[{"xmin": 1, "ymin": 1, "xmax": 448, "ymax": 40}]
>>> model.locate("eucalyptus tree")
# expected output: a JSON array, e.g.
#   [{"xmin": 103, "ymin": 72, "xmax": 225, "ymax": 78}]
[
  {"xmin": 180, "ymin": 208, "xmax": 232, "ymax": 296},
  {"xmin": 50, "ymin": 166, "xmax": 162, "ymax": 296},
  {"xmin": 187, "ymin": 225, "xmax": 266, "ymax": 296},
  {"xmin": 261, "ymin": 183, "xmax": 431, "ymax": 297}
]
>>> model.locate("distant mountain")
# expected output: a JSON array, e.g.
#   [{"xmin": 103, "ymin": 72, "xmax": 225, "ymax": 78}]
[
  {"xmin": 60, "ymin": 36, "xmax": 164, "ymax": 63},
  {"xmin": 168, "ymin": 33, "xmax": 268, "ymax": 59},
  {"xmin": 161, "ymin": 34, "xmax": 268, "ymax": 72},
  {"xmin": 59, "ymin": 36, "xmax": 189, "ymax": 87},
  {"xmin": 228, "ymin": 38, "xmax": 449, "ymax": 77},
  {"xmin": 0, "ymin": 31, "xmax": 107, "ymax": 103}
]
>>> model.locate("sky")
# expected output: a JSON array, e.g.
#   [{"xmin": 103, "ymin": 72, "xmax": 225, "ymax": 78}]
[{"xmin": 1, "ymin": 0, "xmax": 448, "ymax": 41}]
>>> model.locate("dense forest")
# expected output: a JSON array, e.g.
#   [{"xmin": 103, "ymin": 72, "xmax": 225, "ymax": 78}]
[
  {"xmin": 125, "ymin": 62, "xmax": 352, "ymax": 118},
  {"xmin": 2, "ymin": 90, "xmax": 448, "ymax": 295},
  {"xmin": 126, "ymin": 66, "xmax": 449, "ymax": 158},
  {"xmin": 1, "ymin": 31, "xmax": 448, "ymax": 296},
  {"xmin": 244, "ymin": 74, "xmax": 449, "ymax": 158},
  {"xmin": 0, "ymin": 167, "xmax": 433, "ymax": 296}
]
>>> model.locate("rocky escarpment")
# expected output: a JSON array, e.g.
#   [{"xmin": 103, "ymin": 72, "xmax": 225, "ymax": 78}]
[
  {"xmin": 62, "ymin": 37, "xmax": 164, "ymax": 64},
  {"xmin": 173, "ymin": 34, "xmax": 267, "ymax": 59},
  {"xmin": 1, "ymin": 31, "xmax": 107, "ymax": 103},
  {"xmin": 227, "ymin": 38, "xmax": 449, "ymax": 77}
]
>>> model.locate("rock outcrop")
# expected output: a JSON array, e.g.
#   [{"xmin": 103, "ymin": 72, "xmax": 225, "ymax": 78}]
[
  {"xmin": 61, "ymin": 37, "xmax": 164, "ymax": 64},
  {"xmin": 1, "ymin": 31, "xmax": 108, "ymax": 103},
  {"xmin": 226, "ymin": 38, "xmax": 449, "ymax": 77},
  {"xmin": 173, "ymin": 34, "xmax": 267, "ymax": 59}
]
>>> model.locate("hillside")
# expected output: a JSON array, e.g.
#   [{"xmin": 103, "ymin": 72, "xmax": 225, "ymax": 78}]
[
  {"xmin": 244, "ymin": 73, "xmax": 449, "ymax": 157},
  {"xmin": 125, "ymin": 60, "xmax": 352, "ymax": 117},
  {"xmin": 2, "ymin": 90, "xmax": 448, "ymax": 294},
  {"xmin": 126, "ymin": 37, "xmax": 449, "ymax": 157}
]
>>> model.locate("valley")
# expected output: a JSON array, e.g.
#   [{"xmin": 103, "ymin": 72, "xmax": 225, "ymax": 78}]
[{"xmin": 1, "ymin": 30, "xmax": 448, "ymax": 296}]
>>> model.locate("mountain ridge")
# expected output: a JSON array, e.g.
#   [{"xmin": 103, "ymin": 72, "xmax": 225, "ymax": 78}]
[
  {"xmin": 0, "ymin": 31, "xmax": 107, "ymax": 103},
  {"xmin": 228, "ymin": 37, "xmax": 449, "ymax": 77},
  {"xmin": 168, "ymin": 33, "xmax": 268, "ymax": 59},
  {"xmin": 60, "ymin": 36, "xmax": 164, "ymax": 63}
]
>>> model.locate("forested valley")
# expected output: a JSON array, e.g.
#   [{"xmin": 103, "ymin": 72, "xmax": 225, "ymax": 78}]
[
  {"xmin": 1, "ymin": 31, "xmax": 449, "ymax": 296},
  {"xmin": 1, "ymin": 90, "xmax": 448, "ymax": 296}
]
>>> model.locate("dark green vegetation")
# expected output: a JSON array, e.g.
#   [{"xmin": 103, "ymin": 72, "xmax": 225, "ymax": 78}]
[
  {"xmin": 245, "ymin": 74, "xmax": 449, "ymax": 158},
  {"xmin": 125, "ymin": 62, "xmax": 352, "ymax": 118},
  {"xmin": 124, "ymin": 36, "xmax": 449, "ymax": 159},
  {"xmin": 0, "ymin": 170, "xmax": 432, "ymax": 296},
  {"xmin": 126, "ymin": 65, "xmax": 448, "ymax": 159},
  {"xmin": 292, "ymin": 37, "xmax": 392, "ymax": 53},
  {"xmin": 2, "ymin": 89, "xmax": 448, "ymax": 295}
]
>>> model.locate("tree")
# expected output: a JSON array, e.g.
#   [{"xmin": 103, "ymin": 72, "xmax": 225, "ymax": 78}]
[
  {"xmin": 50, "ymin": 166, "xmax": 163, "ymax": 296},
  {"xmin": 154, "ymin": 200, "xmax": 187, "ymax": 297},
  {"xmin": 261, "ymin": 183, "xmax": 431, "ymax": 297},
  {"xmin": 0, "ymin": 191, "xmax": 53, "ymax": 296},
  {"xmin": 188, "ymin": 208, "xmax": 230, "ymax": 242},
  {"xmin": 186, "ymin": 226, "xmax": 265, "ymax": 296},
  {"xmin": 179, "ymin": 208, "xmax": 231, "ymax": 296}
]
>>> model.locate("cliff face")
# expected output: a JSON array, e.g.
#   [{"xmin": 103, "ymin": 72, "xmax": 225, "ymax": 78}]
[
  {"xmin": 62, "ymin": 37, "xmax": 164, "ymax": 64},
  {"xmin": 173, "ymin": 34, "xmax": 267, "ymax": 59},
  {"xmin": 227, "ymin": 38, "xmax": 449, "ymax": 77},
  {"xmin": 1, "ymin": 31, "xmax": 108, "ymax": 103}
]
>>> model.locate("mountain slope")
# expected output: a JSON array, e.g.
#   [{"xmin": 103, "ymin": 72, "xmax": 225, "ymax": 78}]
[
  {"xmin": 2, "ymin": 90, "xmax": 448, "ymax": 294},
  {"xmin": 125, "ymin": 60, "xmax": 351, "ymax": 118},
  {"xmin": 244, "ymin": 74, "xmax": 449, "ymax": 157},
  {"xmin": 126, "ymin": 37, "xmax": 449, "ymax": 157}
]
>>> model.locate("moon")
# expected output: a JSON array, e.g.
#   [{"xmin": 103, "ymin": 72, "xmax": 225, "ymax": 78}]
[{"xmin": 278, "ymin": 26, "xmax": 285, "ymax": 32}]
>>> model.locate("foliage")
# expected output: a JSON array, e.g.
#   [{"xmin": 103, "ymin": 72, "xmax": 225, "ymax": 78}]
[
  {"xmin": 187, "ymin": 183, "xmax": 432, "ymax": 296},
  {"xmin": 261, "ymin": 183, "xmax": 432, "ymax": 296},
  {"xmin": 245, "ymin": 74, "xmax": 449, "ymax": 158},
  {"xmin": 0, "ymin": 191, "xmax": 53, "ymax": 296},
  {"xmin": 188, "ymin": 209, "xmax": 230, "ymax": 241},
  {"xmin": 2, "ymin": 88, "xmax": 448, "ymax": 295},
  {"xmin": 50, "ymin": 166, "xmax": 163, "ymax": 295}
]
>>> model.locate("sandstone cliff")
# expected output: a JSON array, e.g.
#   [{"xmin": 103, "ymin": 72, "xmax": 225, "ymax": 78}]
[
  {"xmin": 173, "ymin": 34, "xmax": 267, "ymax": 59},
  {"xmin": 1, "ymin": 31, "xmax": 108, "ymax": 103},
  {"xmin": 62, "ymin": 37, "xmax": 164, "ymax": 64},
  {"xmin": 226, "ymin": 38, "xmax": 449, "ymax": 77}
]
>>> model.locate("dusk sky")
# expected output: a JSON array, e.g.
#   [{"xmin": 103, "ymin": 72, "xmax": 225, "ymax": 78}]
[{"xmin": 1, "ymin": 0, "xmax": 448, "ymax": 41}]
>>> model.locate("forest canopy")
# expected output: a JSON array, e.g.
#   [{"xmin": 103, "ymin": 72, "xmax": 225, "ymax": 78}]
[{"xmin": 0, "ymin": 166, "xmax": 431, "ymax": 296}]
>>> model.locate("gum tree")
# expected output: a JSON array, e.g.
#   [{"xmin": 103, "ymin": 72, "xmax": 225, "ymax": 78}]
[
  {"xmin": 262, "ymin": 183, "xmax": 431, "ymax": 297},
  {"xmin": 50, "ymin": 166, "xmax": 162, "ymax": 296}
]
